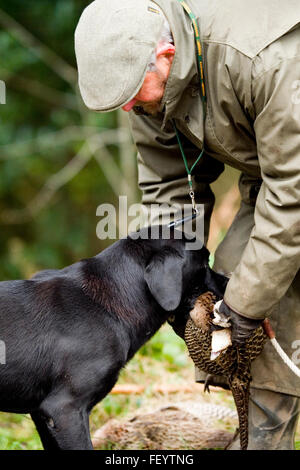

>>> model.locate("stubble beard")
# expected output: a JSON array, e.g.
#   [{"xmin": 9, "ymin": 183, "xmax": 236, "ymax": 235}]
[
  {"xmin": 134, "ymin": 70, "xmax": 167, "ymax": 116},
  {"xmin": 137, "ymin": 101, "xmax": 162, "ymax": 115}
]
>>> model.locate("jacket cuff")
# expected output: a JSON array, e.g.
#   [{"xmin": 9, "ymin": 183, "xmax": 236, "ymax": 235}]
[{"xmin": 224, "ymin": 278, "xmax": 269, "ymax": 320}]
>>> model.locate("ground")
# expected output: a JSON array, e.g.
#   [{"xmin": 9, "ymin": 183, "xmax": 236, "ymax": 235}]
[{"xmin": 0, "ymin": 325, "xmax": 299, "ymax": 450}]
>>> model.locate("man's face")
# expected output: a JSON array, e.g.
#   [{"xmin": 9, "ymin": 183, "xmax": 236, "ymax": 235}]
[
  {"xmin": 131, "ymin": 68, "xmax": 167, "ymax": 115},
  {"xmin": 122, "ymin": 46, "xmax": 175, "ymax": 115}
]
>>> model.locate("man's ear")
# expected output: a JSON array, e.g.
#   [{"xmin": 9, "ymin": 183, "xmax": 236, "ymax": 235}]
[
  {"xmin": 144, "ymin": 249, "xmax": 184, "ymax": 311},
  {"xmin": 156, "ymin": 43, "xmax": 176, "ymax": 58}
]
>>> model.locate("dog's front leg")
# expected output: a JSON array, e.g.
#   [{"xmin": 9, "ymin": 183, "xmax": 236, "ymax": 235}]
[{"xmin": 31, "ymin": 397, "xmax": 93, "ymax": 450}]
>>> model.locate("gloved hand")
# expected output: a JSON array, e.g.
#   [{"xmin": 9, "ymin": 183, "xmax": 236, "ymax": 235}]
[{"xmin": 218, "ymin": 301, "xmax": 263, "ymax": 346}]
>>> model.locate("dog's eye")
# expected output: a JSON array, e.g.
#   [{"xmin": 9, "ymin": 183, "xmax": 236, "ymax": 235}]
[{"xmin": 47, "ymin": 417, "xmax": 55, "ymax": 429}]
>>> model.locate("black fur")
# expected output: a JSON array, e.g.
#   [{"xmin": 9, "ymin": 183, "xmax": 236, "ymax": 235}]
[{"xmin": 0, "ymin": 227, "xmax": 227, "ymax": 450}]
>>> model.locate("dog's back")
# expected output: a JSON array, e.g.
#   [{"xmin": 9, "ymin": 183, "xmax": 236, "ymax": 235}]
[{"xmin": 0, "ymin": 229, "xmax": 228, "ymax": 448}]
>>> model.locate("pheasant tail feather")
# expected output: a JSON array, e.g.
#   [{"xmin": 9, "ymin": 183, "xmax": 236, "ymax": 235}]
[{"xmin": 229, "ymin": 374, "xmax": 250, "ymax": 451}]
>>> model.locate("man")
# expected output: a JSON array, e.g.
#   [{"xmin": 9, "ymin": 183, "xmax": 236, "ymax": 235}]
[{"xmin": 75, "ymin": 0, "xmax": 300, "ymax": 449}]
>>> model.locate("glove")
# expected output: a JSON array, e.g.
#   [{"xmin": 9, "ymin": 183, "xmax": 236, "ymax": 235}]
[{"xmin": 218, "ymin": 301, "xmax": 263, "ymax": 346}]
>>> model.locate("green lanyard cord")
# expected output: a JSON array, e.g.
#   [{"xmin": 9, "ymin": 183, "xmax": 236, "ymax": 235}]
[
  {"xmin": 177, "ymin": 0, "xmax": 207, "ymax": 112},
  {"xmin": 172, "ymin": 119, "xmax": 205, "ymax": 188},
  {"xmin": 172, "ymin": 0, "xmax": 207, "ymax": 211},
  {"xmin": 172, "ymin": 119, "xmax": 204, "ymax": 213}
]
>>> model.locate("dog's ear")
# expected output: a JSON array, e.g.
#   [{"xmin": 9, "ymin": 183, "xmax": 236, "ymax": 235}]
[
  {"xmin": 204, "ymin": 266, "xmax": 229, "ymax": 298},
  {"xmin": 144, "ymin": 249, "xmax": 184, "ymax": 311}
]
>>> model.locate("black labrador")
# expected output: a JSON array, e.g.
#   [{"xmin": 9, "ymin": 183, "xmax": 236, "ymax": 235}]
[{"xmin": 0, "ymin": 226, "xmax": 227, "ymax": 450}]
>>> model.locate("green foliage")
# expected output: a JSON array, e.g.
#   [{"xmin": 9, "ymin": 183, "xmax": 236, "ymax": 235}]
[
  {"xmin": 102, "ymin": 396, "xmax": 126, "ymax": 417},
  {"xmin": 0, "ymin": 0, "xmax": 131, "ymax": 280},
  {"xmin": 0, "ymin": 413, "xmax": 42, "ymax": 450},
  {"xmin": 139, "ymin": 328, "xmax": 189, "ymax": 369}
]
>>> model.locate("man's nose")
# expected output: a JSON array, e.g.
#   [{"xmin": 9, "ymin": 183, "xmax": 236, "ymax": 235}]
[{"xmin": 122, "ymin": 98, "xmax": 138, "ymax": 112}]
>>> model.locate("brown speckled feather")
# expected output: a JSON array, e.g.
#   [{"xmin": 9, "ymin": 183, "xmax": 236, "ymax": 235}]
[{"xmin": 184, "ymin": 292, "xmax": 267, "ymax": 450}]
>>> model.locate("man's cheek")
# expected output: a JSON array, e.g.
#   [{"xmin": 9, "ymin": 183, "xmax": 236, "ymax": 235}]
[{"xmin": 136, "ymin": 72, "xmax": 163, "ymax": 102}]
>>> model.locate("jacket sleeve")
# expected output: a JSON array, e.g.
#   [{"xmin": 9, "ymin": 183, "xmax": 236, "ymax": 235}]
[
  {"xmin": 128, "ymin": 111, "xmax": 224, "ymax": 242},
  {"xmin": 224, "ymin": 54, "xmax": 300, "ymax": 319}
]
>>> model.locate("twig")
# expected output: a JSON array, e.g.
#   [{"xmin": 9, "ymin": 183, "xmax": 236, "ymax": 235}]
[
  {"xmin": 0, "ymin": 68, "xmax": 77, "ymax": 110},
  {"xmin": 207, "ymin": 185, "xmax": 240, "ymax": 252},
  {"xmin": 0, "ymin": 130, "xmax": 135, "ymax": 224},
  {"xmin": 110, "ymin": 383, "xmax": 225, "ymax": 395},
  {"xmin": 0, "ymin": 127, "xmax": 128, "ymax": 159},
  {"xmin": 93, "ymin": 142, "xmax": 133, "ymax": 198},
  {"xmin": 0, "ymin": 7, "xmax": 77, "ymax": 85},
  {"xmin": 117, "ymin": 109, "xmax": 138, "ymax": 204},
  {"xmin": 0, "ymin": 140, "xmax": 94, "ymax": 224}
]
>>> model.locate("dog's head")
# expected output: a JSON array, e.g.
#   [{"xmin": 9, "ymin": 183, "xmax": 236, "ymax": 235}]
[
  {"xmin": 136, "ymin": 226, "xmax": 212, "ymax": 312},
  {"xmin": 82, "ymin": 226, "xmax": 227, "ymax": 331},
  {"xmin": 135, "ymin": 226, "xmax": 228, "ymax": 339}
]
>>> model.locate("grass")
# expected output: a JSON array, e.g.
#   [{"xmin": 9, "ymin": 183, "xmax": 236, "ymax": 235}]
[{"xmin": 0, "ymin": 325, "xmax": 299, "ymax": 450}]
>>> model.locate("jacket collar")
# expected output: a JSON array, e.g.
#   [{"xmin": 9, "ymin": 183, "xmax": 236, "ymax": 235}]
[{"xmin": 153, "ymin": 0, "xmax": 199, "ymax": 129}]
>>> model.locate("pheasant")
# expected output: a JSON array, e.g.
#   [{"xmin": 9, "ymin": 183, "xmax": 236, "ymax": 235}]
[{"xmin": 183, "ymin": 292, "xmax": 267, "ymax": 450}]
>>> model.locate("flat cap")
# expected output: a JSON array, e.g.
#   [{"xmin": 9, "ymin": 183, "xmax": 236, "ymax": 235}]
[{"xmin": 75, "ymin": 0, "xmax": 164, "ymax": 112}]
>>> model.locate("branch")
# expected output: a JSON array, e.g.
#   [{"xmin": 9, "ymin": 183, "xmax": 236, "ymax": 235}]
[
  {"xmin": 91, "ymin": 135, "xmax": 134, "ymax": 197},
  {"xmin": 0, "ymin": 68, "xmax": 77, "ymax": 110},
  {"xmin": 0, "ymin": 130, "xmax": 132, "ymax": 224},
  {"xmin": 0, "ymin": 127, "xmax": 127, "ymax": 159},
  {"xmin": 0, "ymin": 7, "xmax": 77, "ymax": 86},
  {"xmin": 117, "ymin": 109, "xmax": 138, "ymax": 204},
  {"xmin": 0, "ymin": 140, "xmax": 94, "ymax": 224},
  {"xmin": 207, "ymin": 185, "xmax": 240, "ymax": 253}
]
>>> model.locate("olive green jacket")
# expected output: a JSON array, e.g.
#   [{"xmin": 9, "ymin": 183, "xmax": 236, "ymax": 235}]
[{"xmin": 129, "ymin": 0, "xmax": 300, "ymax": 320}]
